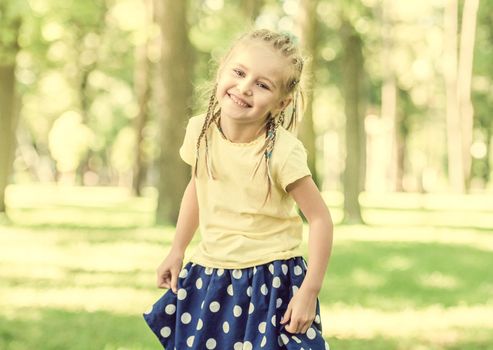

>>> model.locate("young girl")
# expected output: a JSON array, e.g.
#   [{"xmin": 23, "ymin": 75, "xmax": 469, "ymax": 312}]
[{"xmin": 144, "ymin": 29, "xmax": 333, "ymax": 349}]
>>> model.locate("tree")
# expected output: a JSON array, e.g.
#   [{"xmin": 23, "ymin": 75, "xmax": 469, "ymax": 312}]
[
  {"xmin": 299, "ymin": 0, "xmax": 320, "ymax": 187},
  {"xmin": 132, "ymin": 0, "xmax": 154, "ymax": 196},
  {"xmin": 340, "ymin": 17, "xmax": 366, "ymax": 224},
  {"xmin": 241, "ymin": 0, "xmax": 263, "ymax": 23},
  {"xmin": 444, "ymin": 0, "xmax": 480, "ymax": 192},
  {"xmin": 0, "ymin": 1, "xmax": 24, "ymax": 213},
  {"xmin": 155, "ymin": 0, "xmax": 194, "ymax": 225},
  {"xmin": 457, "ymin": 0, "xmax": 480, "ymax": 189},
  {"xmin": 379, "ymin": 0, "xmax": 399, "ymax": 191}
]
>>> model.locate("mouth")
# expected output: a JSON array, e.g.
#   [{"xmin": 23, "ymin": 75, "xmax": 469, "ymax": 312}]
[{"xmin": 227, "ymin": 93, "xmax": 252, "ymax": 108}]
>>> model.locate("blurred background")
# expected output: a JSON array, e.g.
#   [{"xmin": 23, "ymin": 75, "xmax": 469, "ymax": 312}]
[{"xmin": 1, "ymin": 0, "xmax": 492, "ymax": 349}]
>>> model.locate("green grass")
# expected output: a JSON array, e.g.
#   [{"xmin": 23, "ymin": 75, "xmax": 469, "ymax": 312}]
[{"xmin": 1, "ymin": 184, "xmax": 493, "ymax": 349}]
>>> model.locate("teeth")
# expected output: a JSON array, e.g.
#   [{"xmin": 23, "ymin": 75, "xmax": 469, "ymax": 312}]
[{"xmin": 230, "ymin": 94, "xmax": 248, "ymax": 107}]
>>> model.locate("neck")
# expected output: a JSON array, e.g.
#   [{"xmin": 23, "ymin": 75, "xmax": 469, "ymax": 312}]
[{"xmin": 218, "ymin": 116, "xmax": 267, "ymax": 143}]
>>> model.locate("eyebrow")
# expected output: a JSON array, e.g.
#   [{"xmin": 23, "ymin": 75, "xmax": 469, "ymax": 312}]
[{"xmin": 235, "ymin": 63, "xmax": 277, "ymax": 88}]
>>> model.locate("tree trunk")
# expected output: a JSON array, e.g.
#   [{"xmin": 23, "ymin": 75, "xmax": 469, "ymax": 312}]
[
  {"xmin": 132, "ymin": 0, "xmax": 154, "ymax": 196},
  {"xmin": 395, "ymin": 89, "xmax": 411, "ymax": 192},
  {"xmin": 380, "ymin": 0, "xmax": 398, "ymax": 191},
  {"xmin": 341, "ymin": 19, "xmax": 365, "ymax": 224},
  {"xmin": 0, "ymin": 16, "xmax": 21, "ymax": 213},
  {"xmin": 298, "ymin": 0, "xmax": 320, "ymax": 187},
  {"xmin": 444, "ymin": 0, "xmax": 465, "ymax": 192},
  {"xmin": 241, "ymin": 0, "xmax": 263, "ymax": 22},
  {"xmin": 457, "ymin": 0, "xmax": 479, "ymax": 190},
  {"xmin": 155, "ymin": 0, "xmax": 194, "ymax": 225}
]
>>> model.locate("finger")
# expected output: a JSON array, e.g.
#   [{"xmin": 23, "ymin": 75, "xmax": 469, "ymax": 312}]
[
  {"xmin": 158, "ymin": 278, "xmax": 170, "ymax": 289},
  {"xmin": 170, "ymin": 270, "xmax": 179, "ymax": 294},
  {"xmin": 300, "ymin": 323, "xmax": 310, "ymax": 334},
  {"xmin": 157, "ymin": 272, "xmax": 169, "ymax": 288},
  {"xmin": 280, "ymin": 307, "xmax": 292, "ymax": 325},
  {"xmin": 285, "ymin": 319, "xmax": 299, "ymax": 333}
]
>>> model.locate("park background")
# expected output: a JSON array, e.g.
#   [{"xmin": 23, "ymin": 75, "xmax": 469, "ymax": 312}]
[{"xmin": 1, "ymin": 0, "xmax": 492, "ymax": 349}]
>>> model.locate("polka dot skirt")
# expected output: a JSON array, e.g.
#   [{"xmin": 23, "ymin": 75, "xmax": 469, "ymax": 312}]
[{"xmin": 143, "ymin": 256, "xmax": 330, "ymax": 349}]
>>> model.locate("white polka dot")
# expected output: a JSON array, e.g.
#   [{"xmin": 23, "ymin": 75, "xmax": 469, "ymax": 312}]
[
  {"xmin": 233, "ymin": 305, "xmax": 242, "ymax": 317},
  {"xmin": 248, "ymin": 302, "xmax": 255, "ymax": 314},
  {"xmin": 209, "ymin": 301, "xmax": 221, "ymax": 312},
  {"xmin": 260, "ymin": 336, "xmax": 267, "ymax": 347},
  {"xmin": 179, "ymin": 269, "xmax": 188, "ymax": 278},
  {"xmin": 181, "ymin": 312, "xmax": 192, "ymax": 324},
  {"xmin": 206, "ymin": 338, "xmax": 217, "ymax": 349},
  {"xmin": 187, "ymin": 335, "xmax": 195, "ymax": 347},
  {"xmin": 144, "ymin": 305, "xmax": 153, "ymax": 315},
  {"xmin": 315, "ymin": 314, "xmax": 321, "ymax": 324},
  {"xmin": 177, "ymin": 288, "xmax": 187, "ymax": 300},
  {"xmin": 205, "ymin": 267, "xmax": 213, "ymax": 275},
  {"xmin": 277, "ymin": 336, "xmax": 283, "ymax": 347},
  {"xmin": 196, "ymin": 278, "xmax": 203, "ymax": 289},
  {"xmin": 292, "ymin": 335, "xmax": 302, "ymax": 344},
  {"xmin": 216, "ymin": 268, "xmax": 224, "ymax": 276},
  {"xmin": 272, "ymin": 277, "xmax": 281, "ymax": 288},
  {"xmin": 160, "ymin": 326, "xmax": 171, "ymax": 338},
  {"xmin": 268, "ymin": 264, "xmax": 274, "ymax": 274},
  {"xmin": 227, "ymin": 284, "xmax": 234, "ymax": 296},
  {"xmin": 271, "ymin": 314, "xmax": 276, "ymax": 326},
  {"xmin": 260, "ymin": 284, "xmax": 268, "ymax": 295},
  {"xmin": 292, "ymin": 286, "xmax": 299, "ymax": 295},
  {"xmin": 232, "ymin": 269, "xmax": 242, "ymax": 279},
  {"xmin": 306, "ymin": 327, "xmax": 316, "ymax": 340},
  {"xmin": 222, "ymin": 321, "xmax": 230, "ymax": 333},
  {"xmin": 280, "ymin": 333, "xmax": 289, "ymax": 345},
  {"xmin": 258, "ymin": 321, "xmax": 266, "ymax": 333},
  {"xmin": 164, "ymin": 304, "xmax": 176, "ymax": 315},
  {"xmin": 294, "ymin": 265, "xmax": 303, "ymax": 276},
  {"xmin": 197, "ymin": 318, "xmax": 203, "ymax": 330},
  {"xmin": 246, "ymin": 286, "xmax": 252, "ymax": 297},
  {"xmin": 243, "ymin": 341, "xmax": 253, "ymax": 350},
  {"xmin": 234, "ymin": 342, "xmax": 243, "ymax": 350},
  {"xmin": 276, "ymin": 298, "xmax": 282, "ymax": 308},
  {"xmin": 282, "ymin": 264, "xmax": 288, "ymax": 274}
]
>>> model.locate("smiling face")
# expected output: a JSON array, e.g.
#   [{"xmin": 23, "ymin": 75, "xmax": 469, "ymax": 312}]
[{"xmin": 216, "ymin": 42, "xmax": 291, "ymax": 129}]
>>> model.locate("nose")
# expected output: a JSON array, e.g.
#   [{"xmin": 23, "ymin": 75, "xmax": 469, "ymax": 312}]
[{"xmin": 238, "ymin": 79, "xmax": 253, "ymax": 96}]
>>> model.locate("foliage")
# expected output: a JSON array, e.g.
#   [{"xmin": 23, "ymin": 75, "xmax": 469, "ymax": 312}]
[{"xmin": 2, "ymin": 0, "xmax": 493, "ymax": 189}]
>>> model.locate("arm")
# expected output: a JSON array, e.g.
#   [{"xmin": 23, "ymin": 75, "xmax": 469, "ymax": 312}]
[
  {"xmin": 280, "ymin": 175, "xmax": 334, "ymax": 334},
  {"xmin": 156, "ymin": 174, "xmax": 199, "ymax": 293},
  {"xmin": 170, "ymin": 174, "xmax": 199, "ymax": 255}
]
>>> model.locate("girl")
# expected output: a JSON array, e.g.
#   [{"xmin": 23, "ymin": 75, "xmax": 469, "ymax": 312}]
[{"xmin": 144, "ymin": 29, "xmax": 333, "ymax": 349}]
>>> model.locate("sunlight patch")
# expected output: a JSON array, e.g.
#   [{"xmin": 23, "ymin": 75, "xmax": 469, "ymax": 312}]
[{"xmin": 418, "ymin": 272, "xmax": 459, "ymax": 289}]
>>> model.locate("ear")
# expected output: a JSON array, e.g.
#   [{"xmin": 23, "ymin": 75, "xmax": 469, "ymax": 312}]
[{"xmin": 278, "ymin": 96, "xmax": 292, "ymax": 111}]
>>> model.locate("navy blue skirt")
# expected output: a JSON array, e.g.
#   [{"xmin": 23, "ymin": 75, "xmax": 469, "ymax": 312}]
[{"xmin": 143, "ymin": 256, "xmax": 330, "ymax": 349}]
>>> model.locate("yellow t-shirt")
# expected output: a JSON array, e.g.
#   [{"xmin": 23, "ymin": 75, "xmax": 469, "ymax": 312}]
[{"xmin": 179, "ymin": 114, "xmax": 311, "ymax": 268}]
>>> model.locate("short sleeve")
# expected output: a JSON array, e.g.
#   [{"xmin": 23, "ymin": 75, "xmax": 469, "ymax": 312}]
[
  {"xmin": 179, "ymin": 117, "xmax": 199, "ymax": 166},
  {"xmin": 278, "ymin": 141, "xmax": 312, "ymax": 191}
]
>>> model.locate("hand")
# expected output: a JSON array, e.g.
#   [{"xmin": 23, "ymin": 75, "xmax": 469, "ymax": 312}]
[
  {"xmin": 279, "ymin": 286, "xmax": 317, "ymax": 334},
  {"xmin": 156, "ymin": 250, "xmax": 184, "ymax": 294}
]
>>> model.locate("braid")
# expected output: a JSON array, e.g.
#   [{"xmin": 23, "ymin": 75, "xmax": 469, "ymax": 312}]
[
  {"xmin": 195, "ymin": 85, "xmax": 220, "ymax": 179},
  {"xmin": 245, "ymin": 29, "xmax": 304, "ymax": 204}
]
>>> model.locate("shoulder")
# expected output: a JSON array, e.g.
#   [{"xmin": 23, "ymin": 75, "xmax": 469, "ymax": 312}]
[
  {"xmin": 274, "ymin": 126, "xmax": 307, "ymax": 157},
  {"xmin": 182, "ymin": 114, "xmax": 207, "ymax": 142},
  {"xmin": 186, "ymin": 113, "xmax": 207, "ymax": 130}
]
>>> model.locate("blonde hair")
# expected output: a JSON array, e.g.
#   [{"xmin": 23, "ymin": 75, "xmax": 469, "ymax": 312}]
[{"xmin": 194, "ymin": 29, "xmax": 305, "ymax": 205}]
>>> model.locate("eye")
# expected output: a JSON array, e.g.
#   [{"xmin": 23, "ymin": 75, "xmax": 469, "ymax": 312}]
[
  {"xmin": 257, "ymin": 82, "xmax": 270, "ymax": 90},
  {"xmin": 233, "ymin": 68, "xmax": 245, "ymax": 77}
]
